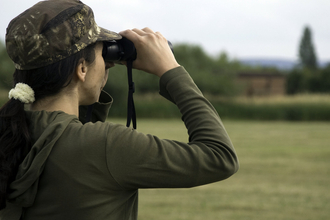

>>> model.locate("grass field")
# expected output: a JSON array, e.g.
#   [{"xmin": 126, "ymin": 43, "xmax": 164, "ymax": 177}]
[{"xmin": 110, "ymin": 118, "xmax": 330, "ymax": 220}]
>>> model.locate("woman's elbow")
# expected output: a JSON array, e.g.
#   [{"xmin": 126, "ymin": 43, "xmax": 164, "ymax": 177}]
[{"xmin": 220, "ymin": 155, "xmax": 240, "ymax": 180}]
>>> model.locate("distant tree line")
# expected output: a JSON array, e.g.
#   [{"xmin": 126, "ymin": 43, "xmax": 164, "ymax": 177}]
[{"xmin": 1, "ymin": 25, "xmax": 329, "ymax": 100}]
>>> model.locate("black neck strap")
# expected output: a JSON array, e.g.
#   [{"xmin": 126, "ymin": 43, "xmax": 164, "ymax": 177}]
[{"xmin": 126, "ymin": 60, "xmax": 136, "ymax": 129}]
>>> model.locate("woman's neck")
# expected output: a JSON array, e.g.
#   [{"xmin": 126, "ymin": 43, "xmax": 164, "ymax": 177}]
[{"xmin": 30, "ymin": 90, "xmax": 79, "ymax": 117}]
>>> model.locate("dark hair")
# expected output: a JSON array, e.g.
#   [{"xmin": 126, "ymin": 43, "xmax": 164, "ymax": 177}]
[{"xmin": 0, "ymin": 43, "xmax": 96, "ymax": 209}]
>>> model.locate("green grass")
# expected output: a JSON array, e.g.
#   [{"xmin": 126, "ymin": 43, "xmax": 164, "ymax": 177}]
[{"xmin": 109, "ymin": 118, "xmax": 330, "ymax": 220}]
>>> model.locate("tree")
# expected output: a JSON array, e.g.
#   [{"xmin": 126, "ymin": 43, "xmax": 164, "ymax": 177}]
[
  {"xmin": 298, "ymin": 26, "xmax": 318, "ymax": 69},
  {"xmin": 0, "ymin": 41, "xmax": 15, "ymax": 90}
]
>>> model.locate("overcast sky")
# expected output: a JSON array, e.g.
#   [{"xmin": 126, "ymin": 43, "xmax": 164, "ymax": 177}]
[{"xmin": 1, "ymin": 0, "xmax": 329, "ymax": 61}]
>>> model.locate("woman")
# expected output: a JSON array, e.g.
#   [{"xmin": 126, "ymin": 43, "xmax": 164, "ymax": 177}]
[{"xmin": 0, "ymin": 0, "xmax": 239, "ymax": 219}]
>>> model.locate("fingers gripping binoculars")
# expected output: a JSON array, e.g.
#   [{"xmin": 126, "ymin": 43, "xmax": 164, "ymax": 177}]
[
  {"xmin": 102, "ymin": 37, "xmax": 173, "ymax": 62},
  {"xmin": 101, "ymin": 37, "xmax": 174, "ymax": 129}
]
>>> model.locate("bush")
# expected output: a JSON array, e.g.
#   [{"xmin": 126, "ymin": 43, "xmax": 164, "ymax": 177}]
[
  {"xmin": 286, "ymin": 69, "xmax": 306, "ymax": 94},
  {"xmin": 214, "ymin": 102, "xmax": 330, "ymax": 121},
  {"xmin": 286, "ymin": 64, "xmax": 330, "ymax": 94},
  {"xmin": 0, "ymin": 41, "xmax": 15, "ymax": 90},
  {"xmin": 319, "ymin": 64, "xmax": 330, "ymax": 92},
  {"xmin": 108, "ymin": 93, "xmax": 330, "ymax": 121}
]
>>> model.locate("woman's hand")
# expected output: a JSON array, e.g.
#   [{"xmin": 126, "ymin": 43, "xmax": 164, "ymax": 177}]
[{"xmin": 119, "ymin": 27, "xmax": 180, "ymax": 77}]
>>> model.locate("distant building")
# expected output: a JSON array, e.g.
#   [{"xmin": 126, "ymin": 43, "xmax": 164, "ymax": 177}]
[{"xmin": 237, "ymin": 72, "xmax": 286, "ymax": 96}]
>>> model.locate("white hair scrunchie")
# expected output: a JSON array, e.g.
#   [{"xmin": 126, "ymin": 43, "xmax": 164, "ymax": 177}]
[{"xmin": 8, "ymin": 83, "xmax": 35, "ymax": 104}]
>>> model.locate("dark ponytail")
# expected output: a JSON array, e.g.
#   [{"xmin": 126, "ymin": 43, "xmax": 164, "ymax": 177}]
[
  {"xmin": 0, "ymin": 99, "xmax": 31, "ymax": 210},
  {"xmin": 0, "ymin": 43, "xmax": 96, "ymax": 209}
]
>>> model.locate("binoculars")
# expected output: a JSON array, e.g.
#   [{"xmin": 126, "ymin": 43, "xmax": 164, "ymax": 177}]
[
  {"xmin": 101, "ymin": 37, "xmax": 173, "ymax": 129},
  {"xmin": 102, "ymin": 37, "xmax": 173, "ymax": 62}
]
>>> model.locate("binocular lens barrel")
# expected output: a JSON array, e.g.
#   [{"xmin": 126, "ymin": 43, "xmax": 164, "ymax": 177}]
[{"xmin": 102, "ymin": 37, "xmax": 173, "ymax": 62}]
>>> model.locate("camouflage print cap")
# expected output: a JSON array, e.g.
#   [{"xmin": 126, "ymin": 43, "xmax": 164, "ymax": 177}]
[{"xmin": 5, "ymin": 0, "xmax": 122, "ymax": 70}]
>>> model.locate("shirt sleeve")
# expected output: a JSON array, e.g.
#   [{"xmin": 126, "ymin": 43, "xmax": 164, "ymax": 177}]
[{"xmin": 105, "ymin": 66, "xmax": 239, "ymax": 189}]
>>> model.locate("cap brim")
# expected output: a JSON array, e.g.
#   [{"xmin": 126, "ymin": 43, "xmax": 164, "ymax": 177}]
[{"xmin": 97, "ymin": 26, "xmax": 122, "ymax": 41}]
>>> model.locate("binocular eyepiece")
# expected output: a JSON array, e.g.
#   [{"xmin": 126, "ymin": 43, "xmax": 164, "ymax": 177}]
[{"xmin": 102, "ymin": 37, "xmax": 173, "ymax": 62}]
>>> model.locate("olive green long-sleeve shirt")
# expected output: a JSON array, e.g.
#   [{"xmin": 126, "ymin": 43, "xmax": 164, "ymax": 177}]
[{"xmin": 2, "ymin": 66, "xmax": 239, "ymax": 220}]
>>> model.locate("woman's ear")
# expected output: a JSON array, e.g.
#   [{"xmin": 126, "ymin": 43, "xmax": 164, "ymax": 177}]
[{"xmin": 75, "ymin": 58, "xmax": 88, "ymax": 82}]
